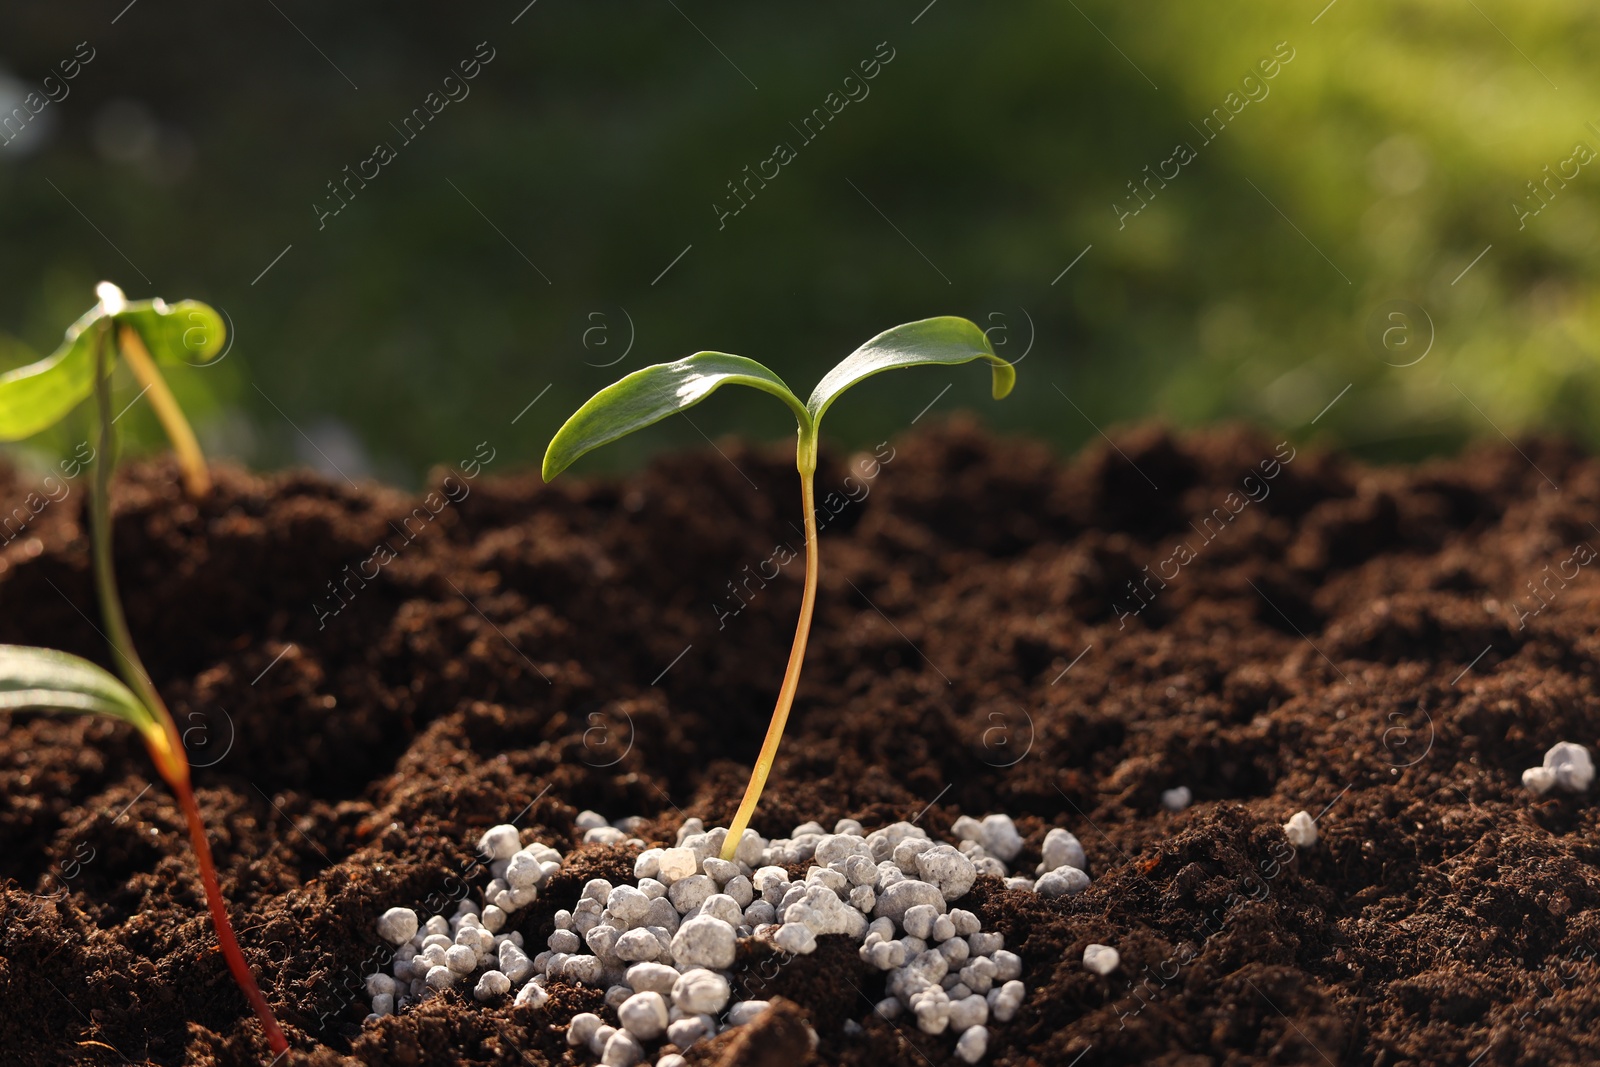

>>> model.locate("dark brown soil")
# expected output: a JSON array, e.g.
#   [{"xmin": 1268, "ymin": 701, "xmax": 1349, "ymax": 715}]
[{"xmin": 2, "ymin": 420, "xmax": 1599, "ymax": 1067}]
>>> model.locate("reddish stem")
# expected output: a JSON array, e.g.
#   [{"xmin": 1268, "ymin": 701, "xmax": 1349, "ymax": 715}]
[
  {"xmin": 172, "ymin": 776, "xmax": 290, "ymax": 1056},
  {"xmin": 90, "ymin": 321, "xmax": 288, "ymax": 1056}
]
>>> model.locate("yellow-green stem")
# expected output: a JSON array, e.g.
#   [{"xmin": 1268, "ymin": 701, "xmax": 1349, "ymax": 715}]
[
  {"xmin": 721, "ymin": 467, "xmax": 819, "ymax": 860},
  {"xmin": 117, "ymin": 324, "xmax": 211, "ymax": 498}
]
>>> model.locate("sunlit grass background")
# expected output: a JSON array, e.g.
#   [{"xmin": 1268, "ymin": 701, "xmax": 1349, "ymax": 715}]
[{"xmin": 1, "ymin": 0, "xmax": 1595, "ymax": 484}]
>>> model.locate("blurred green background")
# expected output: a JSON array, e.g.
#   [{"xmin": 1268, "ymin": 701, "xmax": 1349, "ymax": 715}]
[{"xmin": 1, "ymin": 0, "xmax": 1596, "ymax": 485}]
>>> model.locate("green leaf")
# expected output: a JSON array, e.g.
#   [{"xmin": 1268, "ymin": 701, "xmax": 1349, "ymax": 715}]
[
  {"xmin": 543, "ymin": 352, "xmax": 809, "ymax": 480},
  {"xmin": 0, "ymin": 305, "xmax": 105, "ymax": 442},
  {"xmin": 805, "ymin": 316, "xmax": 1015, "ymax": 426},
  {"xmin": 116, "ymin": 299, "xmax": 227, "ymax": 365},
  {"xmin": 0, "ymin": 332, "xmax": 43, "ymax": 374},
  {"xmin": 0, "ymin": 287, "xmax": 225, "ymax": 443},
  {"xmin": 0, "ymin": 644, "xmax": 160, "ymax": 738}
]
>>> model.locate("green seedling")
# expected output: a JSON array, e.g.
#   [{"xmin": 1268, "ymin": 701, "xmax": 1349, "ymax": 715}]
[
  {"xmin": 0, "ymin": 281, "xmax": 222, "ymax": 496},
  {"xmin": 0, "ymin": 284, "xmax": 287, "ymax": 1054},
  {"xmin": 543, "ymin": 316, "xmax": 1016, "ymax": 860}
]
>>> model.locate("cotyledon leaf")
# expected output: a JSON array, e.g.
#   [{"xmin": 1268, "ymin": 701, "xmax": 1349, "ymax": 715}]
[
  {"xmin": 0, "ymin": 290, "xmax": 227, "ymax": 442},
  {"xmin": 805, "ymin": 315, "xmax": 1015, "ymax": 426},
  {"xmin": 0, "ymin": 644, "xmax": 162, "ymax": 739},
  {"xmin": 543, "ymin": 352, "xmax": 810, "ymax": 480},
  {"xmin": 0, "ymin": 305, "xmax": 102, "ymax": 442},
  {"xmin": 117, "ymin": 299, "xmax": 227, "ymax": 366}
]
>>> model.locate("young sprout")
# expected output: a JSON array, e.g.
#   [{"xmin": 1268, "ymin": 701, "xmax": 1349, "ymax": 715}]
[
  {"xmin": 0, "ymin": 281, "xmax": 223, "ymax": 497},
  {"xmin": 543, "ymin": 316, "xmax": 1016, "ymax": 860},
  {"xmin": 0, "ymin": 285, "xmax": 287, "ymax": 1054}
]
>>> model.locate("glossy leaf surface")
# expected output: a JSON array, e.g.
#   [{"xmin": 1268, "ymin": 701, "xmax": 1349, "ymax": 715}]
[
  {"xmin": 543, "ymin": 352, "xmax": 807, "ymax": 480},
  {"xmin": 805, "ymin": 316, "xmax": 1014, "ymax": 425},
  {"xmin": 0, "ymin": 644, "xmax": 159, "ymax": 739}
]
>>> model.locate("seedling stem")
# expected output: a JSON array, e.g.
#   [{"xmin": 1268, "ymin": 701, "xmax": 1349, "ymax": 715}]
[
  {"xmin": 89, "ymin": 325, "xmax": 288, "ymax": 1055},
  {"xmin": 722, "ymin": 455, "xmax": 819, "ymax": 856}
]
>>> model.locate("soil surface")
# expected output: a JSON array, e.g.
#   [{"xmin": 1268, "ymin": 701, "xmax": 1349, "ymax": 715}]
[{"xmin": 2, "ymin": 420, "xmax": 1598, "ymax": 1067}]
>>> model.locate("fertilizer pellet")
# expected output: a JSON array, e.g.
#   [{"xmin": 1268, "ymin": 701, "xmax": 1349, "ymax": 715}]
[
  {"xmin": 774, "ymin": 922, "xmax": 817, "ymax": 954},
  {"xmin": 499, "ymin": 942, "xmax": 534, "ymax": 982},
  {"xmin": 1284, "ymin": 810, "xmax": 1318, "ymax": 848},
  {"xmin": 1083, "ymin": 943, "xmax": 1120, "ymax": 975},
  {"xmin": 1035, "ymin": 865, "xmax": 1091, "ymax": 898},
  {"xmin": 588, "ymin": 1024, "xmax": 616, "ymax": 1056},
  {"xmin": 978, "ymin": 815, "xmax": 1024, "ymax": 862},
  {"xmin": 1536, "ymin": 741, "xmax": 1594, "ymax": 794},
  {"xmin": 473, "ymin": 970, "xmax": 511, "ymax": 1001},
  {"xmin": 956, "ymin": 1024, "xmax": 990, "ymax": 1064},
  {"xmin": 601, "ymin": 1030, "xmax": 641, "ymax": 1066},
  {"xmin": 366, "ymin": 812, "xmax": 1070, "ymax": 1064},
  {"xmin": 666, "ymin": 1015, "xmax": 712, "ymax": 1048},
  {"xmin": 1523, "ymin": 766, "xmax": 1558, "ymax": 795},
  {"xmin": 655, "ymin": 847, "xmax": 698, "ymax": 884},
  {"xmin": 564, "ymin": 955, "xmax": 605, "ymax": 984},
  {"xmin": 671, "ymin": 967, "xmax": 730, "ymax": 1014},
  {"xmin": 912, "ymin": 986, "xmax": 950, "ymax": 1034},
  {"xmin": 949, "ymin": 992, "xmax": 988, "ymax": 1031},
  {"xmin": 667, "ymin": 874, "xmax": 715, "ymax": 913},
  {"xmin": 939, "ymin": 936, "xmax": 969, "ymax": 967},
  {"xmin": 477, "ymin": 824, "xmax": 521, "ymax": 861},
  {"xmin": 917, "ymin": 845, "xmax": 979, "ymax": 901},
  {"xmin": 623, "ymin": 962, "xmax": 677, "ymax": 996},
  {"xmin": 614, "ymin": 927, "xmax": 661, "ymax": 962},
  {"xmin": 989, "ymin": 979, "xmax": 1025, "ymax": 1022},
  {"xmin": 565, "ymin": 1012, "xmax": 602, "ymax": 1048},
  {"xmin": 1038, "ymin": 828, "xmax": 1087, "ymax": 874},
  {"xmin": 617, "ymin": 991, "xmax": 669, "ymax": 1040},
  {"xmin": 376, "ymin": 907, "xmax": 418, "ymax": 946},
  {"xmin": 1161, "ymin": 786, "xmax": 1192, "ymax": 812},
  {"xmin": 513, "ymin": 980, "xmax": 547, "ymax": 1009},
  {"xmin": 670, "ymin": 915, "xmax": 736, "ymax": 969},
  {"xmin": 723, "ymin": 874, "xmax": 755, "ymax": 908}
]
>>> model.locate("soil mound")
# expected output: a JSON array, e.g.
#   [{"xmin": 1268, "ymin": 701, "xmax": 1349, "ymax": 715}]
[{"xmin": 1, "ymin": 420, "xmax": 1597, "ymax": 1065}]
